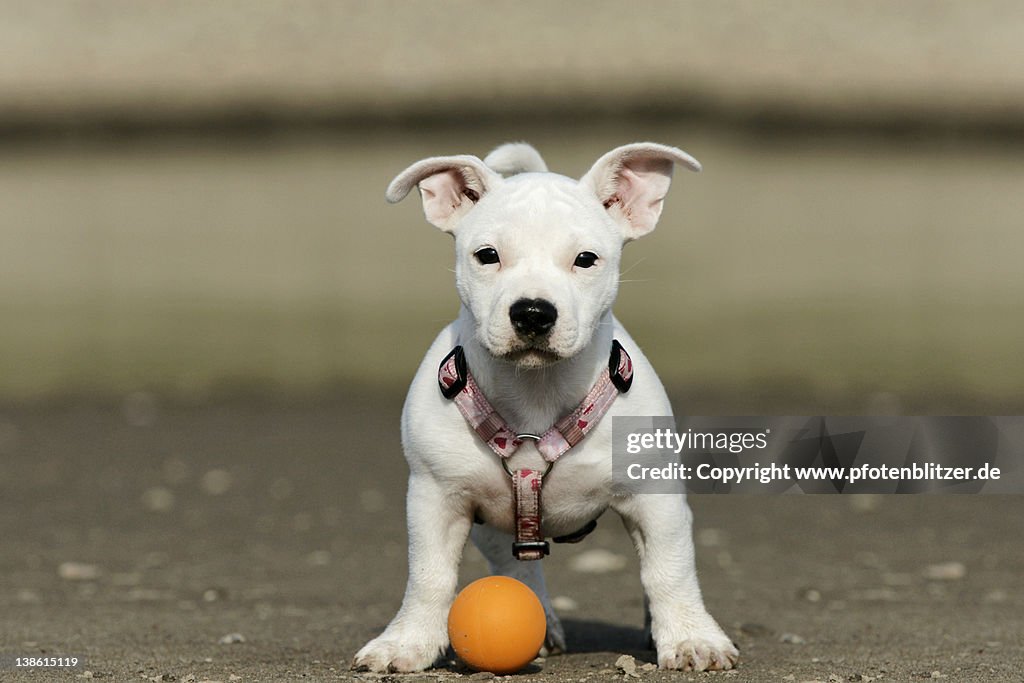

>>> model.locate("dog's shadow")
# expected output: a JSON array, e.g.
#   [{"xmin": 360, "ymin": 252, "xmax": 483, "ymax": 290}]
[
  {"xmin": 562, "ymin": 618, "xmax": 652, "ymax": 658},
  {"xmin": 439, "ymin": 619, "xmax": 652, "ymax": 674}
]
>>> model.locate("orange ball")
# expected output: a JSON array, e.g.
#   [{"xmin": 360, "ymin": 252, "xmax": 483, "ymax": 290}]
[{"xmin": 447, "ymin": 576, "xmax": 547, "ymax": 674}]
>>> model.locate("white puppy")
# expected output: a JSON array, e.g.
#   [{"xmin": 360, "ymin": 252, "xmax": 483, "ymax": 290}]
[{"xmin": 353, "ymin": 142, "xmax": 738, "ymax": 672}]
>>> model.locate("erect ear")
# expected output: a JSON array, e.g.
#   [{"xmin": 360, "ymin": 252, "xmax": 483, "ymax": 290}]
[
  {"xmin": 385, "ymin": 155, "xmax": 502, "ymax": 233},
  {"xmin": 580, "ymin": 143, "xmax": 701, "ymax": 241}
]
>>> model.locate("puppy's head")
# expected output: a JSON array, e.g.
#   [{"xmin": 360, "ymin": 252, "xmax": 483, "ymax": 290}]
[{"xmin": 386, "ymin": 143, "xmax": 700, "ymax": 369}]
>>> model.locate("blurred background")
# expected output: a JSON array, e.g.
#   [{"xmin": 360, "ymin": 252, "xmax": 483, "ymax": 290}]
[
  {"xmin": 1, "ymin": 0, "xmax": 1022, "ymax": 412},
  {"xmin": 2, "ymin": 4, "xmax": 1024, "ymax": 681}
]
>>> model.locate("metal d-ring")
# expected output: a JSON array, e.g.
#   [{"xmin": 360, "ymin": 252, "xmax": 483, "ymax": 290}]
[{"xmin": 499, "ymin": 433, "xmax": 554, "ymax": 478}]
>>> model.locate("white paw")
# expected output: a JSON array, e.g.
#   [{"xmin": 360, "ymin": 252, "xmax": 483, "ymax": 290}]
[
  {"xmin": 656, "ymin": 622, "xmax": 738, "ymax": 671},
  {"xmin": 352, "ymin": 630, "xmax": 446, "ymax": 673}
]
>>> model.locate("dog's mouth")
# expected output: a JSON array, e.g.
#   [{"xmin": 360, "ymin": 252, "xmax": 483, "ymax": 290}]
[{"xmin": 499, "ymin": 345, "xmax": 564, "ymax": 367}]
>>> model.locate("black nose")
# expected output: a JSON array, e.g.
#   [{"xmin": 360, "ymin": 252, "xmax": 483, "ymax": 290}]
[{"xmin": 509, "ymin": 298, "xmax": 558, "ymax": 338}]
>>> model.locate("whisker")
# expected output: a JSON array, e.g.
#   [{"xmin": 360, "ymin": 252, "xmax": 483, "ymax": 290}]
[{"xmin": 619, "ymin": 258, "xmax": 647, "ymax": 277}]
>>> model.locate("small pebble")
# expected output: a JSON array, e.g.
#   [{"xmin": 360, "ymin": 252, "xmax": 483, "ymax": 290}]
[
  {"xmin": 201, "ymin": 469, "xmax": 233, "ymax": 495},
  {"xmin": 218, "ymin": 632, "xmax": 246, "ymax": 644},
  {"xmin": 306, "ymin": 550, "xmax": 331, "ymax": 566},
  {"xmin": 716, "ymin": 550, "xmax": 736, "ymax": 570},
  {"xmin": 923, "ymin": 562, "xmax": 966, "ymax": 581},
  {"xmin": 58, "ymin": 562, "xmax": 100, "ymax": 581},
  {"xmin": 142, "ymin": 487, "xmax": 175, "ymax": 513},
  {"xmin": 615, "ymin": 654, "xmax": 637, "ymax": 677},
  {"xmin": 779, "ymin": 632, "xmax": 806, "ymax": 644},
  {"xmin": 569, "ymin": 549, "xmax": 627, "ymax": 574},
  {"xmin": 696, "ymin": 528, "xmax": 724, "ymax": 547},
  {"xmin": 551, "ymin": 595, "xmax": 578, "ymax": 611},
  {"xmin": 848, "ymin": 495, "xmax": 882, "ymax": 513}
]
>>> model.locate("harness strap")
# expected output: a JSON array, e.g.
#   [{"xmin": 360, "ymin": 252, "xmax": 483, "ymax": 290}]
[
  {"xmin": 437, "ymin": 341, "xmax": 633, "ymax": 462},
  {"xmin": 438, "ymin": 340, "xmax": 634, "ymax": 561},
  {"xmin": 511, "ymin": 468, "xmax": 549, "ymax": 560},
  {"xmin": 552, "ymin": 518, "xmax": 598, "ymax": 544}
]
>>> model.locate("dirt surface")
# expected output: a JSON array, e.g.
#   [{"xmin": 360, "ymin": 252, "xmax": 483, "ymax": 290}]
[{"xmin": 1, "ymin": 394, "xmax": 1021, "ymax": 682}]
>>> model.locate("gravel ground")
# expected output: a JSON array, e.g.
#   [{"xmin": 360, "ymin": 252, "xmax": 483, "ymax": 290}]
[{"xmin": 0, "ymin": 395, "xmax": 1021, "ymax": 682}]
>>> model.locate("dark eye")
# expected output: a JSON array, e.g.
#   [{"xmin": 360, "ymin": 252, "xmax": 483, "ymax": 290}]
[
  {"xmin": 474, "ymin": 247, "xmax": 500, "ymax": 265},
  {"xmin": 574, "ymin": 251, "xmax": 599, "ymax": 269}
]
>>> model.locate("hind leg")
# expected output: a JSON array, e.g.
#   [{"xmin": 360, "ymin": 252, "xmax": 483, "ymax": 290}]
[{"xmin": 470, "ymin": 524, "xmax": 566, "ymax": 655}]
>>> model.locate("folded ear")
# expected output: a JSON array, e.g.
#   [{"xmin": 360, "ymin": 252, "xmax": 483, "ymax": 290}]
[
  {"xmin": 385, "ymin": 155, "xmax": 502, "ymax": 233},
  {"xmin": 580, "ymin": 143, "xmax": 701, "ymax": 241}
]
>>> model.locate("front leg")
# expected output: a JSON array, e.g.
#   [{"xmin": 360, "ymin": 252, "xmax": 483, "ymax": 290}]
[
  {"xmin": 614, "ymin": 494, "xmax": 738, "ymax": 671},
  {"xmin": 353, "ymin": 474, "xmax": 473, "ymax": 672}
]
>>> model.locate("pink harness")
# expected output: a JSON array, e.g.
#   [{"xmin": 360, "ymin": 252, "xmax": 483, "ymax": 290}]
[{"xmin": 438, "ymin": 341, "xmax": 634, "ymax": 560}]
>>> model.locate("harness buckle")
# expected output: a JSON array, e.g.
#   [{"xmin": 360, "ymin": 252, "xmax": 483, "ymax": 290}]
[
  {"xmin": 512, "ymin": 540, "xmax": 550, "ymax": 559},
  {"xmin": 438, "ymin": 346, "xmax": 468, "ymax": 399},
  {"xmin": 609, "ymin": 339, "xmax": 633, "ymax": 393}
]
